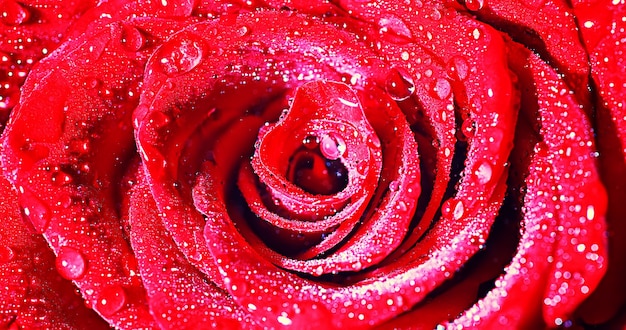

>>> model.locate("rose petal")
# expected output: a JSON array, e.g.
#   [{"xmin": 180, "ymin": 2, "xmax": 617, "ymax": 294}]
[
  {"xmin": 450, "ymin": 39, "xmax": 608, "ymax": 328},
  {"xmin": 127, "ymin": 168, "xmax": 256, "ymax": 328},
  {"xmin": 0, "ymin": 176, "xmax": 108, "ymax": 329},
  {"xmin": 1, "ymin": 15, "xmax": 198, "ymax": 328},
  {"xmin": 571, "ymin": 1, "xmax": 626, "ymax": 324}
]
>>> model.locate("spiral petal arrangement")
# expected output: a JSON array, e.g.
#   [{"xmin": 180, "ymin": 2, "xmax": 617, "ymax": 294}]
[{"xmin": 0, "ymin": 0, "xmax": 624, "ymax": 328}]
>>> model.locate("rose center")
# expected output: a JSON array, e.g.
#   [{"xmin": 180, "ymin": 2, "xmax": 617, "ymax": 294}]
[{"xmin": 286, "ymin": 135, "xmax": 349, "ymax": 195}]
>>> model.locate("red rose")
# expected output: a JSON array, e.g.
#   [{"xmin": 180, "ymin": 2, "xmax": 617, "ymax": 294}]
[{"xmin": 1, "ymin": 0, "xmax": 625, "ymax": 328}]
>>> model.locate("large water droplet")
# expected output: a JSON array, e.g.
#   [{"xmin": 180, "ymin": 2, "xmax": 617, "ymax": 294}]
[
  {"xmin": 461, "ymin": 119, "xmax": 475, "ymax": 139},
  {"xmin": 474, "ymin": 161, "xmax": 493, "ymax": 185},
  {"xmin": 22, "ymin": 191, "xmax": 50, "ymax": 233},
  {"xmin": 465, "ymin": 0, "xmax": 484, "ymax": 11},
  {"xmin": 442, "ymin": 198, "xmax": 464, "ymax": 220},
  {"xmin": 0, "ymin": 0, "xmax": 30, "ymax": 25},
  {"xmin": 51, "ymin": 168, "xmax": 73, "ymax": 186},
  {"xmin": 378, "ymin": 15, "xmax": 413, "ymax": 41},
  {"xmin": 320, "ymin": 134, "xmax": 346, "ymax": 160},
  {"xmin": 447, "ymin": 56, "xmax": 469, "ymax": 81},
  {"xmin": 237, "ymin": 25, "xmax": 250, "ymax": 37},
  {"xmin": 96, "ymin": 285, "xmax": 127, "ymax": 316},
  {"xmin": 120, "ymin": 25, "xmax": 146, "ymax": 52},
  {"xmin": 56, "ymin": 247, "xmax": 87, "ymax": 280},
  {"xmin": 0, "ymin": 246, "xmax": 15, "ymax": 263},
  {"xmin": 148, "ymin": 110, "xmax": 172, "ymax": 130},
  {"xmin": 432, "ymin": 78, "xmax": 451, "ymax": 100},
  {"xmin": 302, "ymin": 135, "xmax": 319, "ymax": 149},
  {"xmin": 487, "ymin": 127, "xmax": 504, "ymax": 152},
  {"xmin": 385, "ymin": 67, "xmax": 415, "ymax": 101},
  {"xmin": 67, "ymin": 138, "xmax": 91, "ymax": 155},
  {"xmin": 157, "ymin": 38, "xmax": 204, "ymax": 75}
]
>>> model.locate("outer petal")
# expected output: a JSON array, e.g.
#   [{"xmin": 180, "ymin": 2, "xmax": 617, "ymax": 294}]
[
  {"xmin": 0, "ymin": 176, "xmax": 108, "ymax": 329},
  {"xmin": 1, "ymin": 15, "xmax": 198, "ymax": 328}
]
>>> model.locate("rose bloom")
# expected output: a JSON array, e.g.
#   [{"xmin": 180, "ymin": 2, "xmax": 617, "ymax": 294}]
[{"xmin": 1, "ymin": 0, "xmax": 625, "ymax": 329}]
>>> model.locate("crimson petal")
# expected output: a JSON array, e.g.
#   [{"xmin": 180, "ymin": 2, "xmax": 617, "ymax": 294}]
[
  {"xmin": 1, "ymin": 15, "xmax": 198, "ymax": 328},
  {"xmin": 450, "ymin": 40, "xmax": 608, "ymax": 328},
  {"xmin": 0, "ymin": 176, "xmax": 108, "ymax": 329},
  {"xmin": 571, "ymin": 0, "xmax": 626, "ymax": 324}
]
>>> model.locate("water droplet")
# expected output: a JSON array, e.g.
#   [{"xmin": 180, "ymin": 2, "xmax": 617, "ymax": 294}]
[
  {"xmin": 442, "ymin": 198, "xmax": 464, "ymax": 220},
  {"xmin": 465, "ymin": 0, "xmax": 484, "ymax": 11},
  {"xmin": 447, "ymin": 56, "xmax": 469, "ymax": 81},
  {"xmin": 320, "ymin": 134, "xmax": 346, "ymax": 160},
  {"xmin": 453, "ymin": 200, "xmax": 464, "ymax": 219},
  {"xmin": 83, "ymin": 77, "xmax": 101, "ymax": 89},
  {"xmin": 461, "ymin": 119, "xmax": 475, "ymax": 138},
  {"xmin": 474, "ymin": 161, "xmax": 492, "ymax": 184},
  {"xmin": 313, "ymin": 265, "xmax": 324, "ymax": 276},
  {"xmin": 472, "ymin": 28, "xmax": 482, "ymax": 40},
  {"xmin": 432, "ymin": 78, "xmax": 451, "ymax": 99},
  {"xmin": 430, "ymin": 8, "xmax": 442, "ymax": 20},
  {"xmin": 385, "ymin": 67, "xmax": 415, "ymax": 101},
  {"xmin": 148, "ymin": 110, "xmax": 172, "ymax": 130},
  {"xmin": 378, "ymin": 15, "xmax": 413, "ymax": 41},
  {"xmin": 0, "ymin": 0, "xmax": 30, "ymax": 25},
  {"xmin": 21, "ymin": 191, "xmax": 50, "ymax": 233},
  {"xmin": 367, "ymin": 134, "xmax": 382, "ymax": 149},
  {"xmin": 51, "ymin": 169, "xmax": 73, "ymax": 186},
  {"xmin": 302, "ymin": 135, "xmax": 319, "ymax": 149},
  {"xmin": 237, "ymin": 25, "xmax": 250, "ymax": 37},
  {"xmin": 389, "ymin": 180, "xmax": 400, "ymax": 191},
  {"xmin": 0, "ymin": 246, "xmax": 15, "ymax": 263},
  {"xmin": 487, "ymin": 128, "xmax": 504, "ymax": 152},
  {"xmin": 396, "ymin": 200, "xmax": 408, "ymax": 212},
  {"xmin": 56, "ymin": 247, "xmax": 87, "ymax": 280},
  {"xmin": 120, "ymin": 25, "xmax": 146, "ymax": 52},
  {"xmin": 96, "ymin": 285, "xmax": 127, "ymax": 316},
  {"xmin": 67, "ymin": 139, "xmax": 91, "ymax": 155},
  {"xmin": 356, "ymin": 161, "xmax": 368, "ymax": 175},
  {"xmin": 586, "ymin": 205, "xmax": 595, "ymax": 220},
  {"xmin": 157, "ymin": 37, "xmax": 204, "ymax": 75}
]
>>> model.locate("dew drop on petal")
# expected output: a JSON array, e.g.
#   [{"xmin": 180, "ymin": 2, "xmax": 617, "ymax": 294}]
[
  {"xmin": 385, "ymin": 67, "xmax": 415, "ymax": 101},
  {"xmin": 586, "ymin": 205, "xmax": 595, "ymax": 220},
  {"xmin": 453, "ymin": 200, "xmax": 464, "ymax": 220},
  {"xmin": 441, "ymin": 198, "xmax": 464, "ymax": 220},
  {"xmin": 432, "ymin": 78, "xmax": 451, "ymax": 99},
  {"xmin": 120, "ymin": 25, "xmax": 146, "ymax": 52},
  {"xmin": 461, "ymin": 118, "xmax": 475, "ymax": 139},
  {"xmin": 157, "ymin": 38, "xmax": 204, "ymax": 75},
  {"xmin": 465, "ymin": 0, "xmax": 484, "ymax": 11},
  {"xmin": 447, "ymin": 56, "xmax": 469, "ymax": 81},
  {"xmin": 0, "ymin": 246, "xmax": 14, "ymax": 263},
  {"xmin": 320, "ymin": 134, "xmax": 346, "ymax": 160},
  {"xmin": 378, "ymin": 15, "xmax": 413, "ymax": 40},
  {"xmin": 51, "ymin": 169, "xmax": 73, "ymax": 186},
  {"xmin": 302, "ymin": 135, "xmax": 319, "ymax": 149},
  {"xmin": 474, "ymin": 161, "xmax": 493, "ymax": 184},
  {"xmin": 96, "ymin": 285, "xmax": 127, "ymax": 316},
  {"xmin": 237, "ymin": 25, "xmax": 250, "ymax": 37},
  {"xmin": 56, "ymin": 247, "xmax": 87, "ymax": 280},
  {"xmin": 0, "ymin": 0, "xmax": 30, "ymax": 26},
  {"xmin": 22, "ymin": 192, "xmax": 50, "ymax": 233},
  {"xmin": 487, "ymin": 128, "xmax": 504, "ymax": 152}
]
